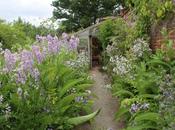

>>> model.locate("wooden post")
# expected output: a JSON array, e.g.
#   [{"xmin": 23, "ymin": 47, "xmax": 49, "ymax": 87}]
[
  {"xmin": 89, "ymin": 27, "xmax": 93, "ymax": 69},
  {"xmin": 88, "ymin": 35, "xmax": 92, "ymax": 69}
]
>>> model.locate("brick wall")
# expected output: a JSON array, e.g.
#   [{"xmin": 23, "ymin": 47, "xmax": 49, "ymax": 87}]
[{"xmin": 150, "ymin": 13, "xmax": 175, "ymax": 51}]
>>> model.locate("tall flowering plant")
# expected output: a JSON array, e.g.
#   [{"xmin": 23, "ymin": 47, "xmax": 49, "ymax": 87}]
[
  {"xmin": 0, "ymin": 33, "xmax": 97, "ymax": 129},
  {"xmin": 2, "ymin": 33, "xmax": 79, "ymax": 84}
]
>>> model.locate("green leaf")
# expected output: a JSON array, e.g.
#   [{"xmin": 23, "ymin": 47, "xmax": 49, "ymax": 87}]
[
  {"xmin": 115, "ymin": 107, "xmax": 129, "ymax": 121},
  {"xmin": 58, "ymin": 93, "xmax": 87, "ymax": 108},
  {"xmin": 134, "ymin": 112, "xmax": 163, "ymax": 123},
  {"xmin": 138, "ymin": 94, "xmax": 157, "ymax": 99},
  {"xmin": 147, "ymin": 60, "xmax": 171, "ymax": 69},
  {"xmin": 67, "ymin": 109, "xmax": 100, "ymax": 125},
  {"xmin": 113, "ymin": 90, "xmax": 134, "ymax": 97},
  {"xmin": 126, "ymin": 123, "xmax": 158, "ymax": 130},
  {"xmin": 59, "ymin": 78, "xmax": 85, "ymax": 97}
]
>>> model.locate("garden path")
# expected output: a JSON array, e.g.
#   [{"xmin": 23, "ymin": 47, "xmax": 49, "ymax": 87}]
[
  {"xmin": 90, "ymin": 67, "xmax": 122, "ymax": 130},
  {"xmin": 75, "ymin": 67, "xmax": 123, "ymax": 130}
]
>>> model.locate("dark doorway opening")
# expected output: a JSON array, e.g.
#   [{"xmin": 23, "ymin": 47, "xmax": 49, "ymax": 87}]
[{"xmin": 91, "ymin": 37, "xmax": 102, "ymax": 67}]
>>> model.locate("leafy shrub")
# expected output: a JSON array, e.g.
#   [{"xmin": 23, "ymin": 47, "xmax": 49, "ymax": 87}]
[
  {"xmin": 0, "ymin": 18, "xmax": 57, "ymax": 50},
  {"xmin": 110, "ymin": 37, "xmax": 175, "ymax": 129},
  {"xmin": 102, "ymin": 16, "xmax": 175, "ymax": 129},
  {"xmin": 99, "ymin": 1, "xmax": 175, "ymax": 129},
  {"xmin": 98, "ymin": 19, "xmax": 116, "ymax": 50},
  {"xmin": 98, "ymin": 18, "xmax": 136, "ymax": 65},
  {"xmin": 0, "ymin": 21, "xmax": 31, "ymax": 50}
]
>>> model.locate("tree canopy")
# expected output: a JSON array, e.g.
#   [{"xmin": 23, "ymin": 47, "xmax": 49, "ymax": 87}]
[{"xmin": 52, "ymin": 0, "xmax": 122, "ymax": 32}]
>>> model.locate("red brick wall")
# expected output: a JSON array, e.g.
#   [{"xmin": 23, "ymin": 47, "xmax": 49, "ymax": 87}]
[
  {"xmin": 150, "ymin": 13, "xmax": 175, "ymax": 51},
  {"xmin": 151, "ymin": 28, "xmax": 175, "ymax": 50}
]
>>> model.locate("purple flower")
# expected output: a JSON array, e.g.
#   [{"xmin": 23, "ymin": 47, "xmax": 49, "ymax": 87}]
[
  {"xmin": 31, "ymin": 68, "xmax": 40, "ymax": 82},
  {"xmin": 3, "ymin": 49, "xmax": 18, "ymax": 72},
  {"xmin": 42, "ymin": 47, "xmax": 48, "ymax": 59},
  {"xmin": 32, "ymin": 45, "xmax": 44, "ymax": 64},
  {"xmin": 20, "ymin": 50, "xmax": 34, "ymax": 72},
  {"xmin": 46, "ymin": 34, "xmax": 53, "ymax": 42},
  {"xmin": 75, "ymin": 97, "xmax": 81, "ymax": 102},
  {"xmin": 62, "ymin": 32, "xmax": 69, "ymax": 40},
  {"xmin": 16, "ymin": 68, "xmax": 27, "ymax": 84},
  {"xmin": 130, "ymin": 102, "xmax": 150, "ymax": 113},
  {"xmin": 48, "ymin": 38, "xmax": 60, "ymax": 54},
  {"xmin": 69, "ymin": 36, "xmax": 79, "ymax": 50},
  {"xmin": 130, "ymin": 103, "xmax": 140, "ymax": 113},
  {"xmin": 48, "ymin": 42, "xmax": 54, "ymax": 54},
  {"xmin": 83, "ymin": 99, "xmax": 88, "ymax": 104}
]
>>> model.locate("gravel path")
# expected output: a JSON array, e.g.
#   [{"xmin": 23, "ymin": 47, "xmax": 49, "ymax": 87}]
[
  {"xmin": 90, "ymin": 67, "xmax": 121, "ymax": 130},
  {"xmin": 74, "ymin": 67, "xmax": 123, "ymax": 130}
]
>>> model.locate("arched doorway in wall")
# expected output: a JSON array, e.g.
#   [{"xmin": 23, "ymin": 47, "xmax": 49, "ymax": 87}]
[{"xmin": 91, "ymin": 36, "xmax": 102, "ymax": 67}]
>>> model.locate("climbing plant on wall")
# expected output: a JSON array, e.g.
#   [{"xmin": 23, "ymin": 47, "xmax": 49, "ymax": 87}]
[{"xmin": 124, "ymin": 0, "xmax": 174, "ymax": 37}]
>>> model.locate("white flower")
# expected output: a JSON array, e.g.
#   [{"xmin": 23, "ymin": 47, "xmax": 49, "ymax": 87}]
[
  {"xmin": 104, "ymin": 84, "xmax": 112, "ymax": 89},
  {"xmin": 111, "ymin": 55, "xmax": 132, "ymax": 76},
  {"xmin": 3, "ymin": 103, "xmax": 11, "ymax": 115},
  {"xmin": 131, "ymin": 38, "xmax": 151, "ymax": 58},
  {"xmin": 102, "ymin": 66, "xmax": 107, "ymax": 70},
  {"xmin": 0, "ymin": 95, "xmax": 3, "ymax": 104},
  {"xmin": 85, "ymin": 90, "xmax": 91, "ymax": 94},
  {"xmin": 24, "ymin": 91, "xmax": 29, "ymax": 98},
  {"xmin": 17, "ymin": 87, "xmax": 23, "ymax": 96},
  {"xmin": 66, "ymin": 51, "xmax": 89, "ymax": 69}
]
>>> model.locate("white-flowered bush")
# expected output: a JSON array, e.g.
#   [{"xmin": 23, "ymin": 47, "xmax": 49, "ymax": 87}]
[
  {"xmin": 109, "ymin": 55, "xmax": 132, "ymax": 76},
  {"xmin": 106, "ymin": 44, "xmax": 119, "ymax": 56},
  {"xmin": 66, "ymin": 50, "xmax": 89, "ymax": 72},
  {"xmin": 130, "ymin": 38, "xmax": 151, "ymax": 58},
  {"xmin": 105, "ymin": 38, "xmax": 150, "ymax": 77}
]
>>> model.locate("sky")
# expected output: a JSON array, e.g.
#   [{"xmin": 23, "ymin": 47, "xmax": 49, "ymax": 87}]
[{"xmin": 0, "ymin": 0, "xmax": 54, "ymax": 26}]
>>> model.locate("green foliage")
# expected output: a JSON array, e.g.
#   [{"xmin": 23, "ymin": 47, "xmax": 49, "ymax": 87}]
[
  {"xmin": 0, "ymin": 21, "xmax": 31, "ymax": 49},
  {"xmin": 98, "ymin": 19, "xmax": 116, "ymax": 50},
  {"xmin": 115, "ymin": 107, "xmax": 130, "ymax": 121},
  {"xmin": 0, "ymin": 18, "xmax": 57, "ymax": 50},
  {"xmin": 111, "ymin": 42, "xmax": 175, "ymax": 129},
  {"xmin": 13, "ymin": 17, "xmax": 57, "ymax": 37},
  {"xmin": 134, "ymin": 112, "xmax": 162, "ymax": 123},
  {"xmin": 98, "ymin": 18, "xmax": 136, "ymax": 66},
  {"xmin": 101, "ymin": 11, "xmax": 175, "ymax": 129},
  {"xmin": 0, "ymin": 52, "xmax": 96, "ymax": 129},
  {"xmin": 124, "ymin": 0, "xmax": 174, "ymax": 36},
  {"xmin": 67, "ymin": 109, "xmax": 100, "ymax": 125},
  {"xmin": 98, "ymin": 1, "xmax": 175, "ymax": 129},
  {"xmin": 52, "ymin": 0, "xmax": 120, "ymax": 32},
  {"xmin": 125, "ymin": 124, "xmax": 158, "ymax": 130},
  {"xmin": 98, "ymin": 18, "xmax": 135, "ymax": 51},
  {"xmin": 113, "ymin": 89, "xmax": 134, "ymax": 98}
]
